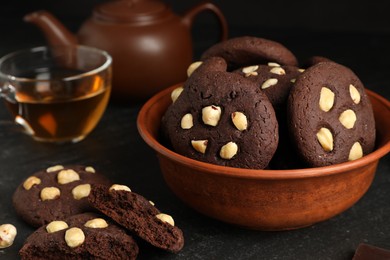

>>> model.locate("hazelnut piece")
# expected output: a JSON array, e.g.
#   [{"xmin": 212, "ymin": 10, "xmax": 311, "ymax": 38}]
[
  {"xmin": 316, "ymin": 127, "xmax": 334, "ymax": 152},
  {"xmin": 0, "ymin": 224, "xmax": 17, "ymax": 249},
  {"xmin": 267, "ymin": 62, "xmax": 281, "ymax": 67},
  {"xmin": 171, "ymin": 87, "xmax": 184, "ymax": 103},
  {"xmin": 339, "ymin": 109, "xmax": 357, "ymax": 129},
  {"xmin": 23, "ymin": 176, "xmax": 41, "ymax": 190},
  {"xmin": 72, "ymin": 184, "xmax": 91, "ymax": 200},
  {"xmin": 220, "ymin": 142, "xmax": 238, "ymax": 159},
  {"xmin": 187, "ymin": 61, "xmax": 203, "ymax": 77},
  {"xmin": 202, "ymin": 105, "xmax": 222, "ymax": 126},
  {"xmin": 319, "ymin": 87, "xmax": 335, "ymax": 112},
  {"xmin": 348, "ymin": 142, "xmax": 363, "ymax": 161},
  {"xmin": 57, "ymin": 169, "xmax": 80, "ymax": 184},
  {"xmin": 191, "ymin": 140, "xmax": 208, "ymax": 154},
  {"xmin": 156, "ymin": 213, "xmax": 175, "ymax": 226},
  {"xmin": 270, "ymin": 67, "xmax": 286, "ymax": 75},
  {"xmin": 349, "ymin": 84, "xmax": 361, "ymax": 104},
  {"xmin": 40, "ymin": 187, "xmax": 61, "ymax": 201},
  {"xmin": 231, "ymin": 112, "xmax": 248, "ymax": 131},
  {"xmin": 181, "ymin": 113, "xmax": 193, "ymax": 129},
  {"xmin": 65, "ymin": 227, "xmax": 85, "ymax": 248},
  {"xmin": 109, "ymin": 184, "xmax": 131, "ymax": 192},
  {"xmin": 84, "ymin": 218, "xmax": 108, "ymax": 229},
  {"xmin": 46, "ymin": 165, "xmax": 64, "ymax": 173},
  {"xmin": 261, "ymin": 78, "xmax": 278, "ymax": 89},
  {"xmin": 242, "ymin": 65, "xmax": 259, "ymax": 77},
  {"xmin": 85, "ymin": 166, "xmax": 95, "ymax": 173},
  {"xmin": 46, "ymin": 221, "xmax": 69, "ymax": 233}
]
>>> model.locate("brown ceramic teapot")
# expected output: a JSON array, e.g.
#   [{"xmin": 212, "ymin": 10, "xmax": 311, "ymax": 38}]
[{"xmin": 25, "ymin": 0, "xmax": 228, "ymax": 101}]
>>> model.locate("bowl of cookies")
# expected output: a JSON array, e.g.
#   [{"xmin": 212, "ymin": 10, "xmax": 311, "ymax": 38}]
[{"xmin": 137, "ymin": 36, "xmax": 390, "ymax": 230}]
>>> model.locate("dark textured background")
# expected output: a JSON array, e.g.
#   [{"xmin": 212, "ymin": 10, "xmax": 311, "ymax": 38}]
[{"xmin": 0, "ymin": 1, "xmax": 390, "ymax": 259}]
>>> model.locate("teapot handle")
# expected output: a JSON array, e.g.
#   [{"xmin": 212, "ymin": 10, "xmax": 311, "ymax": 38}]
[{"xmin": 182, "ymin": 1, "xmax": 228, "ymax": 42}]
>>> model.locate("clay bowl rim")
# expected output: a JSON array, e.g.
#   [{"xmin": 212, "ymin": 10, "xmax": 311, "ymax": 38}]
[{"xmin": 137, "ymin": 83, "xmax": 390, "ymax": 180}]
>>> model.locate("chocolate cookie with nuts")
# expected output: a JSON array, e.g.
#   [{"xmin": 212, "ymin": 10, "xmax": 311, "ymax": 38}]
[
  {"xmin": 287, "ymin": 62, "xmax": 376, "ymax": 167},
  {"xmin": 12, "ymin": 165, "xmax": 111, "ymax": 227},
  {"xmin": 233, "ymin": 63, "xmax": 306, "ymax": 169},
  {"xmin": 201, "ymin": 36, "xmax": 298, "ymax": 71},
  {"xmin": 161, "ymin": 58, "xmax": 279, "ymax": 169},
  {"xmin": 88, "ymin": 184, "xmax": 184, "ymax": 253},
  {"xmin": 19, "ymin": 212, "xmax": 138, "ymax": 260},
  {"xmin": 234, "ymin": 63, "xmax": 303, "ymax": 109}
]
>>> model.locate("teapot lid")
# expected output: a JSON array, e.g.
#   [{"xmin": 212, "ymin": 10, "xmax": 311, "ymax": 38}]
[{"xmin": 94, "ymin": 0, "xmax": 171, "ymax": 23}]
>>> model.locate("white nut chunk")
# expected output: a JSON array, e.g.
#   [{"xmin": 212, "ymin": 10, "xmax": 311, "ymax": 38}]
[
  {"xmin": 348, "ymin": 142, "xmax": 363, "ymax": 161},
  {"xmin": 220, "ymin": 142, "xmax": 238, "ymax": 160},
  {"xmin": 46, "ymin": 165, "xmax": 64, "ymax": 173},
  {"xmin": 156, "ymin": 213, "xmax": 175, "ymax": 226},
  {"xmin": 72, "ymin": 184, "xmax": 91, "ymax": 200},
  {"xmin": 319, "ymin": 87, "xmax": 335, "ymax": 112},
  {"xmin": 349, "ymin": 84, "xmax": 361, "ymax": 104},
  {"xmin": 85, "ymin": 166, "xmax": 95, "ymax": 173},
  {"xmin": 267, "ymin": 62, "xmax": 281, "ymax": 67},
  {"xmin": 171, "ymin": 87, "xmax": 184, "ymax": 103},
  {"xmin": 202, "ymin": 105, "xmax": 222, "ymax": 126},
  {"xmin": 316, "ymin": 127, "xmax": 334, "ymax": 152},
  {"xmin": 191, "ymin": 140, "xmax": 208, "ymax": 154},
  {"xmin": 0, "ymin": 224, "xmax": 17, "ymax": 249},
  {"xmin": 270, "ymin": 66, "xmax": 286, "ymax": 75},
  {"xmin": 231, "ymin": 112, "xmax": 248, "ymax": 131},
  {"xmin": 65, "ymin": 227, "xmax": 85, "ymax": 248},
  {"xmin": 84, "ymin": 218, "xmax": 108, "ymax": 229},
  {"xmin": 181, "ymin": 113, "xmax": 193, "ymax": 129},
  {"xmin": 46, "ymin": 221, "xmax": 69, "ymax": 233},
  {"xmin": 187, "ymin": 61, "xmax": 203, "ymax": 77},
  {"xmin": 242, "ymin": 65, "xmax": 259, "ymax": 77},
  {"xmin": 261, "ymin": 78, "xmax": 278, "ymax": 89},
  {"xmin": 57, "ymin": 169, "xmax": 80, "ymax": 184},
  {"xmin": 23, "ymin": 176, "xmax": 41, "ymax": 190},
  {"xmin": 109, "ymin": 184, "xmax": 131, "ymax": 192},
  {"xmin": 339, "ymin": 109, "xmax": 357, "ymax": 129},
  {"xmin": 40, "ymin": 187, "xmax": 61, "ymax": 201}
]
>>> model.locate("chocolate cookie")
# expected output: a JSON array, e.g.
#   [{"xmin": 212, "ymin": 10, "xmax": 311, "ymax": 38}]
[
  {"xmin": 13, "ymin": 165, "xmax": 111, "ymax": 227},
  {"xmin": 19, "ymin": 212, "xmax": 138, "ymax": 260},
  {"xmin": 161, "ymin": 58, "xmax": 279, "ymax": 169},
  {"xmin": 287, "ymin": 62, "xmax": 376, "ymax": 167},
  {"xmin": 201, "ymin": 36, "xmax": 298, "ymax": 70},
  {"xmin": 234, "ymin": 63, "xmax": 303, "ymax": 109},
  {"xmin": 302, "ymin": 55, "xmax": 333, "ymax": 68},
  {"xmin": 88, "ymin": 184, "xmax": 184, "ymax": 253}
]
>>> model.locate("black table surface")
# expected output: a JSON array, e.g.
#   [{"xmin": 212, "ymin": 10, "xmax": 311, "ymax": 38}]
[{"xmin": 1, "ymin": 26, "xmax": 390, "ymax": 260}]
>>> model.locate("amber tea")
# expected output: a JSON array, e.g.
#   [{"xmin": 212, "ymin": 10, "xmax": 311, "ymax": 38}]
[
  {"xmin": 5, "ymin": 69, "xmax": 110, "ymax": 142},
  {"xmin": 0, "ymin": 45, "xmax": 112, "ymax": 143}
]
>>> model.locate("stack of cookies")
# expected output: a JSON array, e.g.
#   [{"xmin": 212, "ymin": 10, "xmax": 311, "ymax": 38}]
[
  {"xmin": 13, "ymin": 165, "xmax": 184, "ymax": 259},
  {"xmin": 161, "ymin": 36, "xmax": 376, "ymax": 169}
]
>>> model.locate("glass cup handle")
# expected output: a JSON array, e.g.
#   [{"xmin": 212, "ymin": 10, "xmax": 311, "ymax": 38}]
[{"xmin": 0, "ymin": 82, "xmax": 17, "ymax": 103}]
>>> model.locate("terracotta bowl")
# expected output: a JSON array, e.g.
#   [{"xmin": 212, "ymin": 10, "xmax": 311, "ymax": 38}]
[{"xmin": 137, "ymin": 84, "xmax": 390, "ymax": 230}]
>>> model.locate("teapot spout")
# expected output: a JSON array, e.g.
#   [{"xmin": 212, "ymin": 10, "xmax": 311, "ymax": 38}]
[{"xmin": 24, "ymin": 10, "xmax": 78, "ymax": 47}]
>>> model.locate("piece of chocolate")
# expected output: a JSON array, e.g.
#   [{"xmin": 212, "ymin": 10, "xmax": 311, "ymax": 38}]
[{"xmin": 353, "ymin": 243, "xmax": 390, "ymax": 260}]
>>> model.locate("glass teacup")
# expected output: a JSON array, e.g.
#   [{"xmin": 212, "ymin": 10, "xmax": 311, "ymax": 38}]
[{"xmin": 0, "ymin": 45, "xmax": 112, "ymax": 143}]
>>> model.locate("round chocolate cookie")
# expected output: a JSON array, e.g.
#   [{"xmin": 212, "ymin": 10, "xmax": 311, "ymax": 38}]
[
  {"xmin": 302, "ymin": 55, "xmax": 333, "ymax": 69},
  {"xmin": 19, "ymin": 212, "xmax": 138, "ymax": 260},
  {"xmin": 234, "ymin": 63, "xmax": 303, "ymax": 109},
  {"xmin": 13, "ymin": 165, "xmax": 111, "ymax": 227},
  {"xmin": 88, "ymin": 184, "xmax": 184, "ymax": 253},
  {"xmin": 287, "ymin": 62, "xmax": 376, "ymax": 167},
  {"xmin": 161, "ymin": 59, "xmax": 279, "ymax": 169},
  {"xmin": 201, "ymin": 36, "xmax": 298, "ymax": 70}
]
